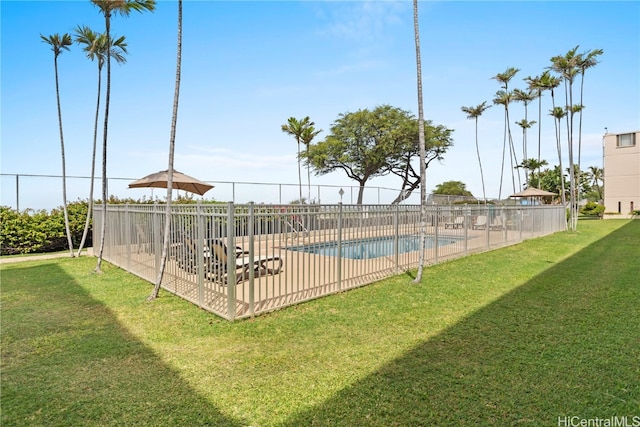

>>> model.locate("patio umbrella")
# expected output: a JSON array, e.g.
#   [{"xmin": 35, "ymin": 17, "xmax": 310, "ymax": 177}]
[
  {"xmin": 128, "ymin": 170, "xmax": 213, "ymax": 196},
  {"xmin": 509, "ymin": 187, "xmax": 557, "ymax": 198}
]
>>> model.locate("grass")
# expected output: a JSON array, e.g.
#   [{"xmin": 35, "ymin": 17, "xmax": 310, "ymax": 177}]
[{"xmin": 1, "ymin": 220, "xmax": 638, "ymax": 426}]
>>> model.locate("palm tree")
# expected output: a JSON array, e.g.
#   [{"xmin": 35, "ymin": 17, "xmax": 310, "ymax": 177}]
[
  {"xmin": 550, "ymin": 106, "xmax": 567, "ymax": 209},
  {"xmin": 538, "ymin": 71, "xmax": 562, "ymax": 193},
  {"xmin": 74, "ymin": 26, "xmax": 127, "ymax": 257},
  {"xmin": 492, "ymin": 67, "xmax": 520, "ymax": 198},
  {"xmin": 461, "ymin": 101, "xmax": 491, "ymax": 201},
  {"xmin": 281, "ymin": 116, "xmax": 314, "ymax": 203},
  {"xmin": 149, "ymin": 0, "xmax": 181, "ymax": 301},
  {"xmin": 515, "ymin": 118, "xmax": 536, "ymax": 184},
  {"xmin": 576, "ymin": 49, "xmax": 603, "ymax": 170},
  {"xmin": 538, "ymin": 165, "xmax": 568, "ymax": 203},
  {"xmin": 574, "ymin": 48, "xmax": 603, "ymax": 218},
  {"xmin": 550, "ymin": 47, "xmax": 581, "ymax": 230},
  {"xmin": 525, "ymin": 71, "xmax": 555, "ymax": 188},
  {"xmin": 91, "ymin": 0, "xmax": 156, "ymax": 273},
  {"xmin": 588, "ymin": 165, "xmax": 603, "ymax": 201},
  {"xmin": 524, "ymin": 75, "xmax": 541, "ymax": 174},
  {"xmin": 41, "ymin": 33, "xmax": 74, "ymax": 258},
  {"xmin": 513, "ymin": 88, "xmax": 537, "ymax": 169},
  {"xmin": 492, "ymin": 89, "xmax": 520, "ymax": 198},
  {"xmin": 517, "ymin": 158, "xmax": 548, "ymax": 188},
  {"xmin": 412, "ymin": 0, "xmax": 427, "ymax": 284},
  {"xmin": 300, "ymin": 124, "xmax": 322, "ymax": 202}
]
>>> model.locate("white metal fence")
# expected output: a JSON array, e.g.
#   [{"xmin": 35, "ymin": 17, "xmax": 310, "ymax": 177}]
[{"xmin": 95, "ymin": 203, "xmax": 566, "ymax": 320}]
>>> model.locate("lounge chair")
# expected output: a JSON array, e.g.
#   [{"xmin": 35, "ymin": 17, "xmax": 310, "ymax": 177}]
[
  {"xmin": 472, "ymin": 215, "xmax": 487, "ymax": 230},
  {"xmin": 179, "ymin": 237, "xmax": 282, "ymax": 285},
  {"xmin": 489, "ymin": 216, "xmax": 504, "ymax": 231},
  {"xmin": 208, "ymin": 239, "xmax": 283, "ymax": 285},
  {"xmin": 444, "ymin": 216, "xmax": 465, "ymax": 229}
]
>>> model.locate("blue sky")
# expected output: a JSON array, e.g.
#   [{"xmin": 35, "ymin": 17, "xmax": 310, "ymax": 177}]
[{"xmin": 1, "ymin": 0, "xmax": 639, "ymax": 210}]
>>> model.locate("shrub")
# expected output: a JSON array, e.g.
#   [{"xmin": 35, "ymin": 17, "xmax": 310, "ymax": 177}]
[
  {"xmin": 580, "ymin": 202, "xmax": 605, "ymax": 218},
  {"xmin": 0, "ymin": 200, "xmax": 90, "ymax": 255},
  {"xmin": 0, "ymin": 195, "xmax": 224, "ymax": 256}
]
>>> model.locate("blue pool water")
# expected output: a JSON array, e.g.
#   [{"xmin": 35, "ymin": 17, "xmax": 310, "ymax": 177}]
[{"xmin": 288, "ymin": 234, "xmax": 461, "ymax": 260}]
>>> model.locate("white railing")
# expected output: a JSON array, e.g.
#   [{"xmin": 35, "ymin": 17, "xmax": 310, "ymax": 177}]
[{"xmin": 95, "ymin": 203, "xmax": 566, "ymax": 321}]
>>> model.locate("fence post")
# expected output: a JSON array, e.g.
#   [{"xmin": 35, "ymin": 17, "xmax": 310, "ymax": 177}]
[
  {"xmin": 15, "ymin": 175, "xmax": 19, "ymax": 212},
  {"xmin": 154, "ymin": 203, "xmax": 161, "ymax": 277},
  {"xmin": 197, "ymin": 201, "xmax": 205, "ymax": 308},
  {"xmin": 502, "ymin": 207, "xmax": 507, "ymax": 242},
  {"xmin": 227, "ymin": 202, "xmax": 236, "ymax": 321},
  {"xmin": 464, "ymin": 205, "xmax": 469, "ymax": 256},
  {"xmin": 394, "ymin": 203, "xmax": 399, "ymax": 272},
  {"xmin": 434, "ymin": 206, "xmax": 440, "ymax": 264},
  {"xmin": 519, "ymin": 207, "xmax": 524, "ymax": 241},
  {"xmin": 125, "ymin": 204, "xmax": 131, "ymax": 271},
  {"xmin": 248, "ymin": 202, "xmax": 255, "ymax": 318},
  {"xmin": 336, "ymin": 203, "xmax": 343, "ymax": 292},
  {"xmin": 485, "ymin": 205, "xmax": 490, "ymax": 250}
]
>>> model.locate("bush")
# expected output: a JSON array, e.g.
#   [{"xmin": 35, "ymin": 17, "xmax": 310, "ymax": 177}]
[
  {"xmin": 0, "ymin": 195, "xmax": 223, "ymax": 256},
  {"xmin": 580, "ymin": 202, "xmax": 605, "ymax": 218},
  {"xmin": 0, "ymin": 200, "xmax": 90, "ymax": 255}
]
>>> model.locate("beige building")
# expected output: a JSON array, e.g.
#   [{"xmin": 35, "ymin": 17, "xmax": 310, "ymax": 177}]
[{"xmin": 603, "ymin": 131, "xmax": 640, "ymax": 214}]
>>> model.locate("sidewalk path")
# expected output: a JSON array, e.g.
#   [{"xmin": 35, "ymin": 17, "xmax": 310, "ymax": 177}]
[{"xmin": 0, "ymin": 250, "xmax": 93, "ymax": 265}]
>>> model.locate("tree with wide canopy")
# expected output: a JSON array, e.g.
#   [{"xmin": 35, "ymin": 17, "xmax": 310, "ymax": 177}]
[
  {"xmin": 302, "ymin": 105, "xmax": 452, "ymax": 205},
  {"xmin": 433, "ymin": 180, "xmax": 473, "ymax": 197},
  {"xmin": 387, "ymin": 121, "xmax": 453, "ymax": 204}
]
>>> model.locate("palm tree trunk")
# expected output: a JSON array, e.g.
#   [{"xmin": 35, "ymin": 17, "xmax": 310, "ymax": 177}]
[
  {"xmin": 505, "ymin": 107, "xmax": 519, "ymax": 193},
  {"xmin": 522, "ymin": 102, "xmax": 529, "ymax": 185},
  {"xmin": 576, "ymin": 74, "xmax": 588, "ymax": 228},
  {"xmin": 498, "ymin": 110, "xmax": 507, "ymax": 200},
  {"xmin": 551, "ymin": 92, "xmax": 567, "ymax": 216},
  {"xmin": 307, "ymin": 145, "xmax": 311, "ymax": 203},
  {"xmin": 565, "ymin": 82, "xmax": 576, "ymax": 231},
  {"xmin": 555, "ymin": 118, "xmax": 567, "ymax": 210},
  {"xmin": 475, "ymin": 118, "xmax": 486, "ymax": 201},
  {"xmin": 537, "ymin": 95, "xmax": 542, "ymax": 188},
  {"xmin": 150, "ymin": 0, "xmax": 182, "ymax": 301},
  {"xmin": 53, "ymin": 54, "xmax": 75, "ymax": 257},
  {"xmin": 77, "ymin": 66, "xmax": 102, "ymax": 256},
  {"xmin": 95, "ymin": 12, "xmax": 111, "ymax": 272},
  {"xmin": 297, "ymin": 141, "xmax": 302, "ymax": 203},
  {"xmin": 411, "ymin": 0, "xmax": 427, "ymax": 284}
]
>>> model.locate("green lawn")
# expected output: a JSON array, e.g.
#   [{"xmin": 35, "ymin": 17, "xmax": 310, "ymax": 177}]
[{"xmin": 1, "ymin": 220, "xmax": 638, "ymax": 426}]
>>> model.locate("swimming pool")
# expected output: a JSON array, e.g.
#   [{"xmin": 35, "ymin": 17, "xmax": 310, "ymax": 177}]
[{"xmin": 287, "ymin": 234, "xmax": 461, "ymax": 260}]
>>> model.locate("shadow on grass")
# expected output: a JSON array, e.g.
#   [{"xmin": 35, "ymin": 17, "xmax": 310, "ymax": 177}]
[
  {"xmin": 284, "ymin": 221, "xmax": 640, "ymax": 426},
  {"xmin": 1, "ymin": 262, "xmax": 243, "ymax": 427}
]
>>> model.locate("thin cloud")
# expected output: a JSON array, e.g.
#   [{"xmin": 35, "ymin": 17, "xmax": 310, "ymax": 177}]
[{"xmin": 314, "ymin": 1, "xmax": 408, "ymax": 44}]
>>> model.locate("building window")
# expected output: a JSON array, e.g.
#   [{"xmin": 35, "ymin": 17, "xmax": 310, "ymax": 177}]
[{"xmin": 617, "ymin": 133, "xmax": 636, "ymax": 147}]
